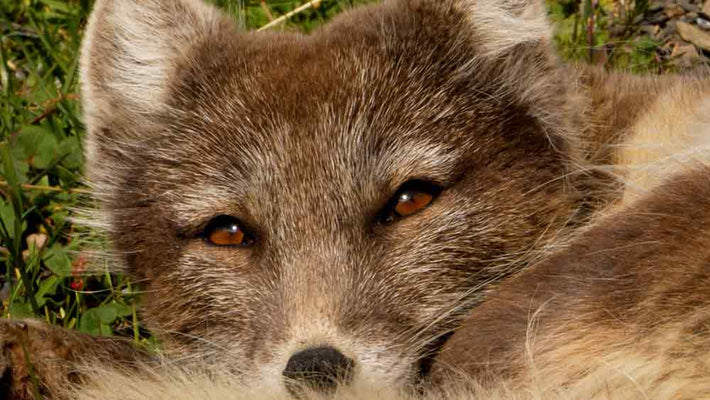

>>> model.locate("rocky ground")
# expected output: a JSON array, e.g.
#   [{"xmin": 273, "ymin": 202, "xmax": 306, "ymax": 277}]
[{"xmin": 629, "ymin": 0, "xmax": 710, "ymax": 69}]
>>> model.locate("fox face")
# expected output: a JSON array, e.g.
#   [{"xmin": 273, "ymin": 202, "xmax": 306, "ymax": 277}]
[{"xmin": 81, "ymin": 0, "xmax": 584, "ymax": 393}]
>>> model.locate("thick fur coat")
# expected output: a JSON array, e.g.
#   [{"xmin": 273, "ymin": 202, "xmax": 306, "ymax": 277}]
[{"xmin": 1, "ymin": 0, "xmax": 709, "ymax": 399}]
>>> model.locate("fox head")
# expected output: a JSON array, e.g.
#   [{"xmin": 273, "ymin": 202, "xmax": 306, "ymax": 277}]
[{"xmin": 80, "ymin": 0, "xmax": 584, "ymax": 394}]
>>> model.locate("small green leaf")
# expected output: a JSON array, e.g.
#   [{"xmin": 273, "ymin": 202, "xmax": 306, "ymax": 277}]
[
  {"xmin": 8, "ymin": 302, "xmax": 35, "ymax": 319},
  {"xmin": 59, "ymin": 136, "xmax": 83, "ymax": 170},
  {"xmin": 78, "ymin": 308, "xmax": 100, "ymax": 334},
  {"xmin": 98, "ymin": 324, "xmax": 113, "ymax": 336},
  {"xmin": 106, "ymin": 302, "xmax": 133, "ymax": 318},
  {"xmin": 43, "ymin": 246, "xmax": 73, "ymax": 277},
  {"xmin": 79, "ymin": 306, "xmax": 115, "ymax": 336},
  {"xmin": 0, "ymin": 152, "xmax": 29, "ymax": 184},
  {"xmin": 94, "ymin": 304, "xmax": 118, "ymax": 324},
  {"xmin": 35, "ymin": 275, "xmax": 60, "ymax": 308},
  {"xmin": 33, "ymin": 133, "xmax": 60, "ymax": 170},
  {"xmin": 12, "ymin": 126, "xmax": 42, "ymax": 160},
  {"xmin": 0, "ymin": 200, "xmax": 26, "ymax": 240},
  {"xmin": 12, "ymin": 126, "xmax": 59, "ymax": 170},
  {"xmin": 40, "ymin": 0, "xmax": 73, "ymax": 14},
  {"xmin": 49, "ymin": 207, "xmax": 68, "ymax": 227}
]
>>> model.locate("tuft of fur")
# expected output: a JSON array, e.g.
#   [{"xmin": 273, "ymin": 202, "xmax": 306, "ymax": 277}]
[
  {"xmin": 461, "ymin": 0, "xmax": 552, "ymax": 57},
  {"xmin": 70, "ymin": 360, "xmax": 710, "ymax": 400},
  {"xmin": 577, "ymin": 67, "xmax": 710, "ymax": 209}
]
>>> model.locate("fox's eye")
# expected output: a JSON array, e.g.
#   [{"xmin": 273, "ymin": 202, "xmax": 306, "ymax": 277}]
[
  {"xmin": 203, "ymin": 216, "xmax": 255, "ymax": 247},
  {"xmin": 394, "ymin": 191, "xmax": 434, "ymax": 217},
  {"xmin": 381, "ymin": 181, "xmax": 441, "ymax": 224}
]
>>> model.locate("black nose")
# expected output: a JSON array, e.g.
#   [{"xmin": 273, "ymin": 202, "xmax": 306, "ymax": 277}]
[{"xmin": 283, "ymin": 346, "xmax": 354, "ymax": 394}]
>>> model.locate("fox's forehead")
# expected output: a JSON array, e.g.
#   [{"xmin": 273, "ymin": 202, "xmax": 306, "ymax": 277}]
[
  {"xmin": 159, "ymin": 31, "xmax": 489, "ymax": 226},
  {"xmin": 161, "ymin": 89, "xmax": 466, "ymax": 229}
]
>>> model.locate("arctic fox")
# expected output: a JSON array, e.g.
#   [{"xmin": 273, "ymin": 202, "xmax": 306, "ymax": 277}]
[{"xmin": 1, "ymin": 0, "xmax": 709, "ymax": 399}]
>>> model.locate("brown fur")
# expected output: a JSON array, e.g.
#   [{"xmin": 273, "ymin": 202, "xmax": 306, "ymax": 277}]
[
  {"xmin": 1, "ymin": 0, "xmax": 709, "ymax": 398},
  {"xmin": 434, "ymin": 166, "xmax": 710, "ymax": 398},
  {"xmin": 0, "ymin": 320, "xmax": 149, "ymax": 399}
]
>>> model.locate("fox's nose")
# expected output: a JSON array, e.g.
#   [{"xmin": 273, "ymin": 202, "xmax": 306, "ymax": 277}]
[{"xmin": 283, "ymin": 346, "xmax": 354, "ymax": 394}]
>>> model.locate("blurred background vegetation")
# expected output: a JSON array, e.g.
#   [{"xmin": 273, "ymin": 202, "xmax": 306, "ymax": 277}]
[{"xmin": 0, "ymin": 0, "xmax": 706, "ymax": 347}]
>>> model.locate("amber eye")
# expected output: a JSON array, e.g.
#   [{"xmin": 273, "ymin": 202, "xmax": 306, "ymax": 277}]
[
  {"xmin": 394, "ymin": 191, "xmax": 434, "ymax": 217},
  {"xmin": 381, "ymin": 180, "xmax": 440, "ymax": 224},
  {"xmin": 203, "ymin": 216, "xmax": 255, "ymax": 247}
]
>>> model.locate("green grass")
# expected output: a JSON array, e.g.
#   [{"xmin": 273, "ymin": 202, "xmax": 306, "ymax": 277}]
[
  {"xmin": 548, "ymin": 0, "xmax": 672, "ymax": 73},
  {"xmin": 0, "ymin": 0, "xmax": 671, "ymax": 347},
  {"xmin": 1, "ymin": 0, "xmax": 148, "ymax": 343}
]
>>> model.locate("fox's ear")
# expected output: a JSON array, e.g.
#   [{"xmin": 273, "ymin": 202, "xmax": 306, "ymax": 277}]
[
  {"xmin": 398, "ymin": 0, "xmax": 551, "ymax": 57},
  {"xmin": 80, "ymin": 0, "xmax": 226, "ymax": 136},
  {"xmin": 455, "ymin": 0, "xmax": 551, "ymax": 57},
  {"xmin": 394, "ymin": 0, "xmax": 580, "ymax": 160}
]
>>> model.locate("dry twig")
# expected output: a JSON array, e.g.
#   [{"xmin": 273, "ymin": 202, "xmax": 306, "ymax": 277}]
[
  {"xmin": 0, "ymin": 180, "xmax": 90, "ymax": 194},
  {"xmin": 257, "ymin": 0, "xmax": 321, "ymax": 32}
]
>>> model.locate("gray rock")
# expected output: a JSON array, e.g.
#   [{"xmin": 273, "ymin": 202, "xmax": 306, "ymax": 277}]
[
  {"xmin": 660, "ymin": 20, "xmax": 679, "ymax": 39},
  {"xmin": 649, "ymin": 0, "xmax": 665, "ymax": 12},
  {"xmin": 679, "ymin": 0, "xmax": 701, "ymax": 12},
  {"xmin": 671, "ymin": 41, "xmax": 702, "ymax": 68},
  {"xmin": 665, "ymin": 3, "xmax": 686, "ymax": 17},
  {"xmin": 649, "ymin": 12, "xmax": 670, "ymax": 24},
  {"xmin": 649, "ymin": 1, "xmax": 665, "ymax": 12},
  {"xmin": 683, "ymin": 13, "xmax": 699, "ymax": 22},
  {"xmin": 641, "ymin": 24, "xmax": 661, "ymax": 36}
]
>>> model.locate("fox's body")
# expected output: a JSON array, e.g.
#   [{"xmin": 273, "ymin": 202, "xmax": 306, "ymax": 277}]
[{"xmin": 1, "ymin": 0, "xmax": 710, "ymax": 399}]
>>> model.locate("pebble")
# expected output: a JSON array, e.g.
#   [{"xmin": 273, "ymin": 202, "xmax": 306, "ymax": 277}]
[
  {"xmin": 678, "ymin": 0, "xmax": 700, "ymax": 13},
  {"xmin": 665, "ymin": 4, "xmax": 686, "ymax": 18},
  {"xmin": 641, "ymin": 24, "xmax": 661, "ymax": 36},
  {"xmin": 671, "ymin": 42, "xmax": 700, "ymax": 59},
  {"xmin": 649, "ymin": 1, "xmax": 665, "ymax": 12}
]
